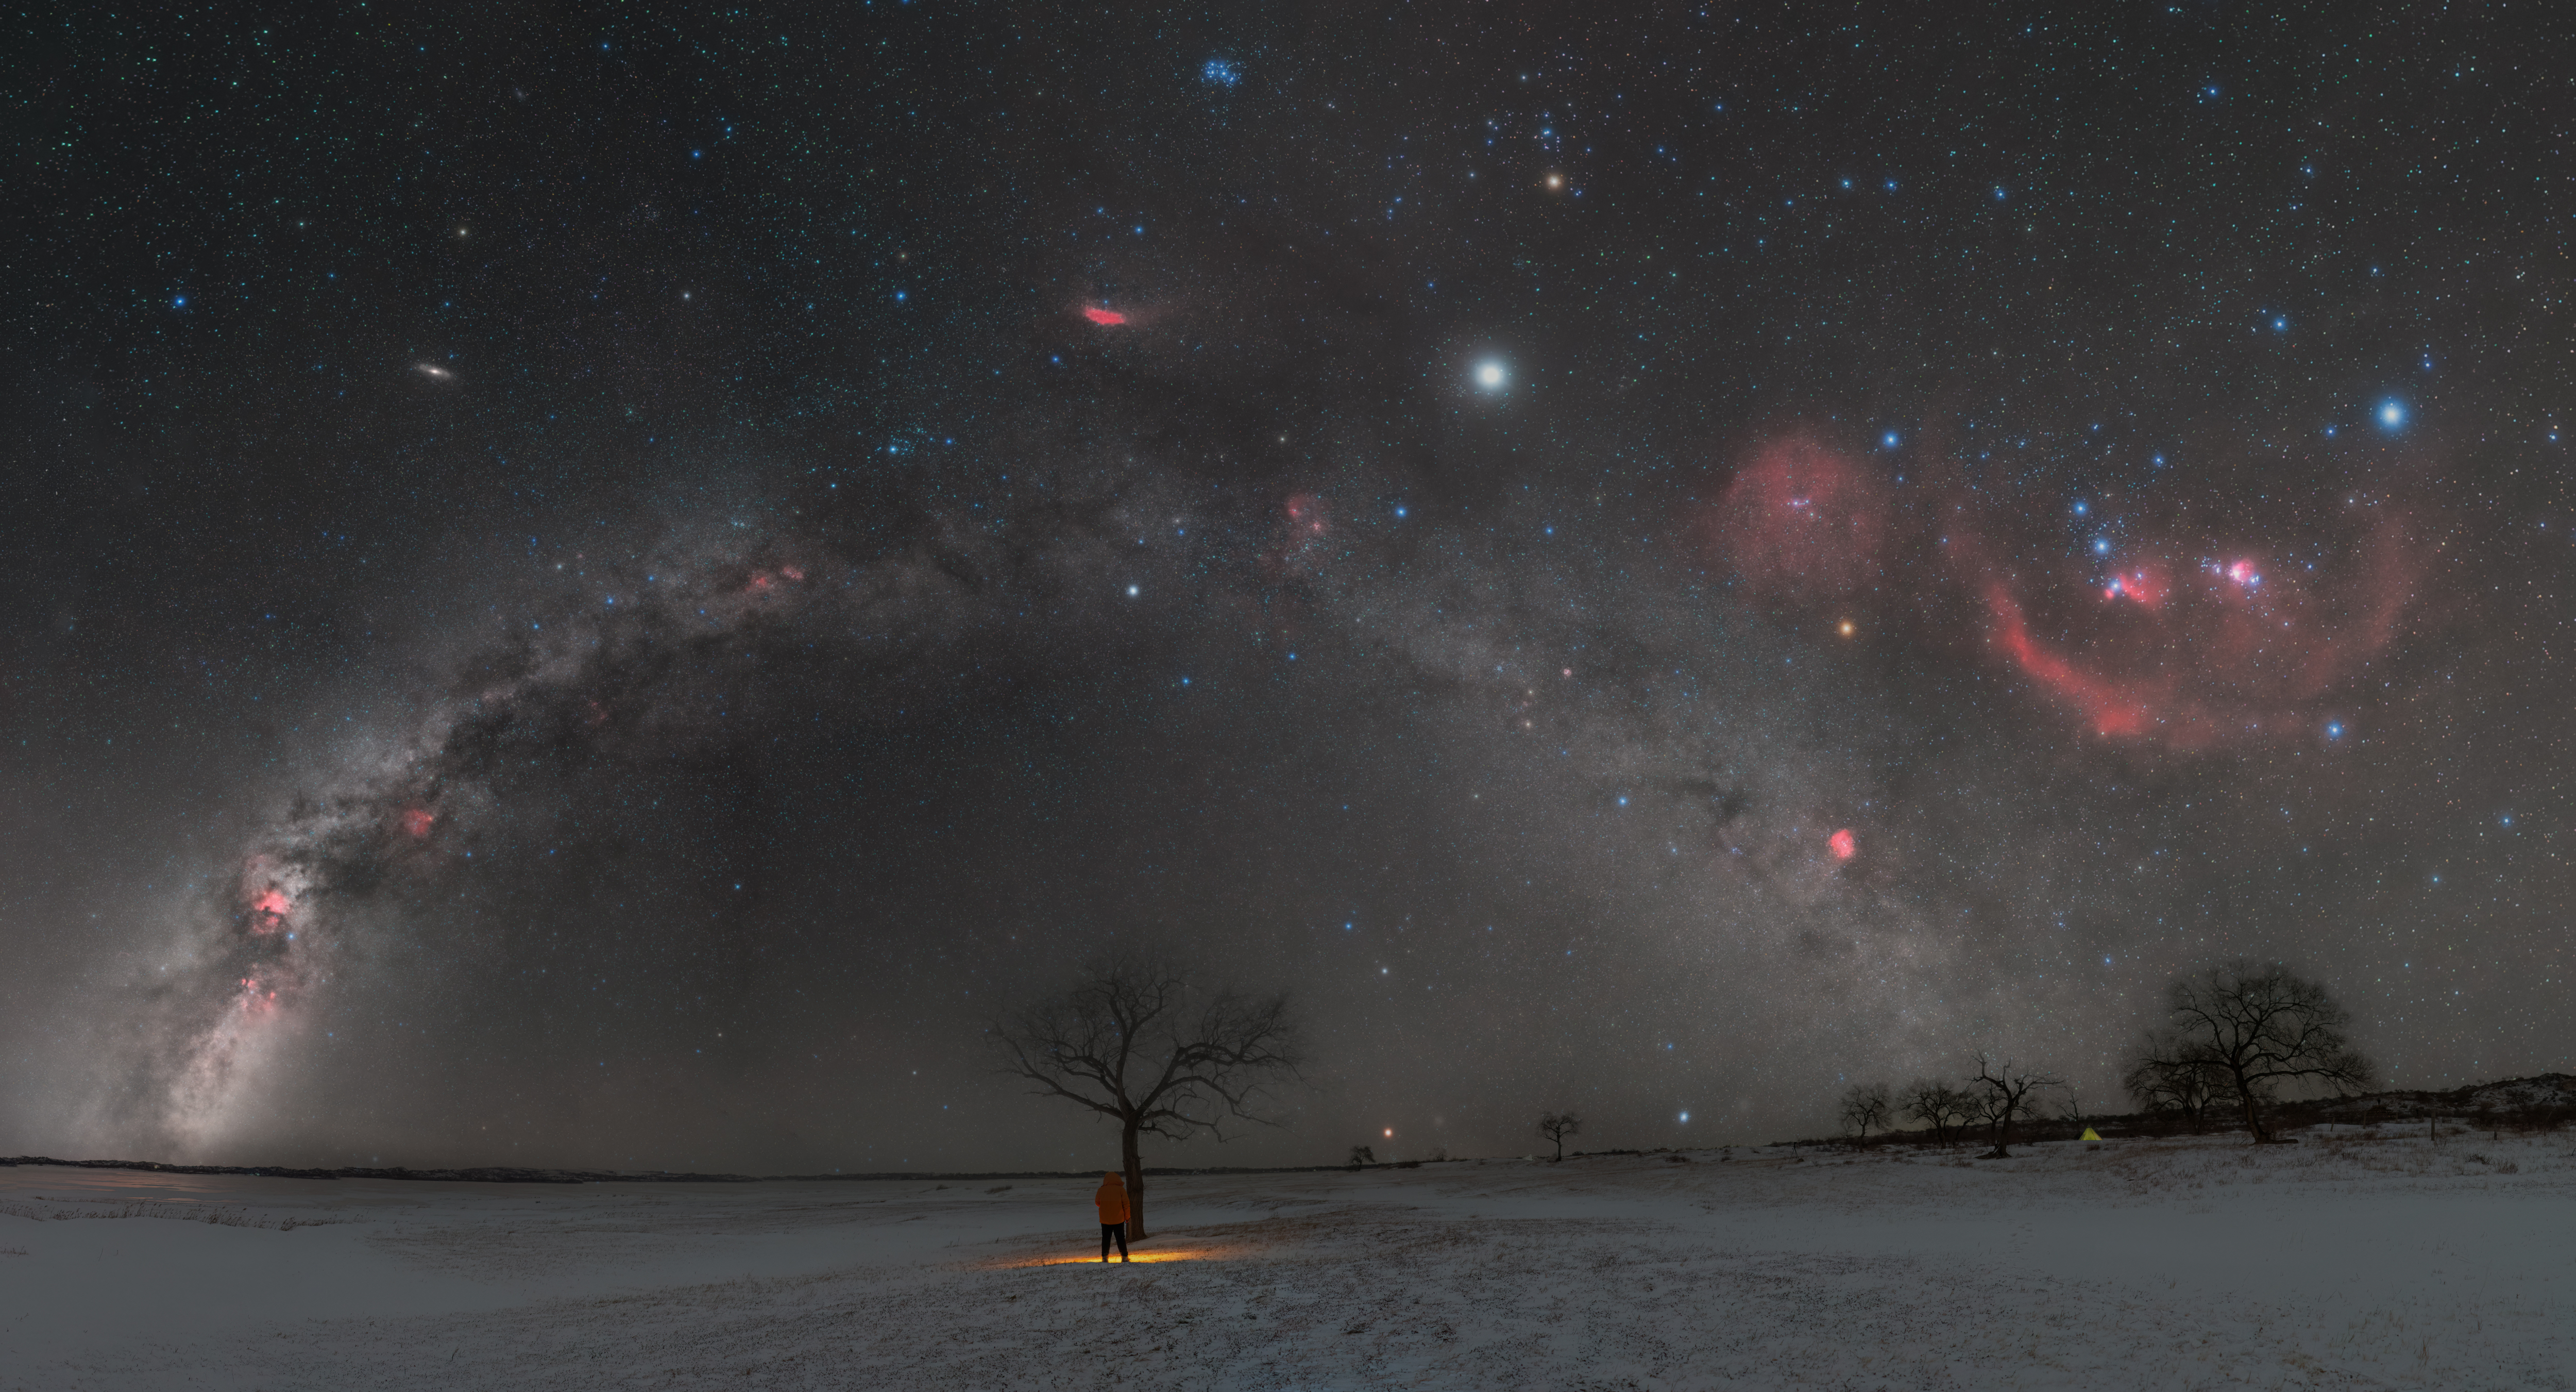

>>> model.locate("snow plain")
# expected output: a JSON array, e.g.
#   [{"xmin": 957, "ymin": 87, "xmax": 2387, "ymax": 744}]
[{"xmin": 3, "ymin": 1128, "xmax": 2570, "ymax": 1390}]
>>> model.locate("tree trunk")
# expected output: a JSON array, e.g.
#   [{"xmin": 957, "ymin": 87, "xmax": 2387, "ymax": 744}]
[
  {"xmin": 2236, "ymin": 1074, "xmax": 2269, "ymax": 1142},
  {"xmin": 1121, "ymin": 1119, "xmax": 1147, "ymax": 1241}
]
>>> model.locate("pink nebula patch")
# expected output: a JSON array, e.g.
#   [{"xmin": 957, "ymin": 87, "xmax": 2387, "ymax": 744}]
[
  {"xmin": 1988, "ymin": 586, "xmax": 2159, "ymax": 737},
  {"xmin": 248, "ymin": 887, "xmax": 292, "ymax": 932},
  {"xmin": 1285, "ymin": 494, "xmax": 1326, "ymax": 534},
  {"xmin": 1980, "ymin": 514, "xmax": 2416, "ymax": 747},
  {"xmin": 1082, "ymin": 306, "xmax": 1127, "ymax": 326},
  {"xmin": 1264, "ymin": 494, "xmax": 1335, "ymax": 578},
  {"xmin": 1828, "ymin": 828, "xmax": 1856, "ymax": 860},
  {"xmin": 1708, "ymin": 437, "xmax": 1888, "ymax": 600},
  {"xmin": 2103, "ymin": 564, "xmax": 2170, "ymax": 608}
]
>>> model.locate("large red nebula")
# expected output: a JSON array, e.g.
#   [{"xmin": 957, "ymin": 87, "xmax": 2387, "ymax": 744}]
[
  {"xmin": 1706, "ymin": 437, "xmax": 1887, "ymax": 600},
  {"xmin": 1981, "ymin": 523, "xmax": 2417, "ymax": 746},
  {"xmin": 1987, "ymin": 586, "xmax": 2158, "ymax": 737},
  {"xmin": 1082, "ymin": 306, "xmax": 1127, "ymax": 326},
  {"xmin": 1703, "ymin": 432, "xmax": 2424, "ymax": 747}
]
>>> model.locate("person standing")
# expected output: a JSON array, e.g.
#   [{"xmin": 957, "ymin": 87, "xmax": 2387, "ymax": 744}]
[{"xmin": 1094, "ymin": 1171, "xmax": 1131, "ymax": 1263}]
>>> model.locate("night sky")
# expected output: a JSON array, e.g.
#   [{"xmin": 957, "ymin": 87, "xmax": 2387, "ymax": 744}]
[{"xmin": 6, "ymin": 4, "xmax": 2569, "ymax": 1174}]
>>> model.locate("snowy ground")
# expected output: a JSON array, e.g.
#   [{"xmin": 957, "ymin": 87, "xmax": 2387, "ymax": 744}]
[{"xmin": 3, "ymin": 1127, "xmax": 2571, "ymax": 1390}]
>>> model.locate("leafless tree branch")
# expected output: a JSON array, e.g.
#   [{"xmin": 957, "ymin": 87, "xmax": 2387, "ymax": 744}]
[
  {"xmin": 2138, "ymin": 961, "xmax": 2373, "ymax": 1142},
  {"xmin": 992, "ymin": 951, "xmax": 1304, "ymax": 1238}
]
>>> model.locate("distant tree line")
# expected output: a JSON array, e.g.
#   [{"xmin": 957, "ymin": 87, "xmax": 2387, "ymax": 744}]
[{"xmin": 1836, "ymin": 963, "xmax": 2375, "ymax": 1153}]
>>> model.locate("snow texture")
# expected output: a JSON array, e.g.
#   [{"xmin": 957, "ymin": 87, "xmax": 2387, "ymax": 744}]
[{"xmin": 3, "ymin": 1128, "xmax": 2570, "ymax": 1389}]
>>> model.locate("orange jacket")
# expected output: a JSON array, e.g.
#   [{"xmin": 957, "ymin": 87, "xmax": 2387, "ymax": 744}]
[{"xmin": 1094, "ymin": 1176, "xmax": 1129, "ymax": 1223}]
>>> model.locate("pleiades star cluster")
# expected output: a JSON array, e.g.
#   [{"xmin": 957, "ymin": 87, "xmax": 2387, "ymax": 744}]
[{"xmin": 4, "ymin": 3, "xmax": 2567, "ymax": 1172}]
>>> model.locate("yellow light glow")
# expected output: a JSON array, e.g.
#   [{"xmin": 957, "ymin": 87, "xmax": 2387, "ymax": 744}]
[
  {"xmin": 1006, "ymin": 1247, "xmax": 1215, "ymax": 1267},
  {"xmin": 1838, "ymin": 620, "xmax": 1855, "ymax": 636}
]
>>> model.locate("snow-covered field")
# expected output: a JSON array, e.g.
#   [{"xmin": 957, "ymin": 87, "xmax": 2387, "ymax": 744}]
[{"xmin": 4, "ymin": 1129, "xmax": 2571, "ymax": 1390}]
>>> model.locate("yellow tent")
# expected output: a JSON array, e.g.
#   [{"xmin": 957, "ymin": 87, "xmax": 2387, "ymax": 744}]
[{"xmin": 2079, "ymin": 1127, "xmax": 2102, "ymax": 1141}]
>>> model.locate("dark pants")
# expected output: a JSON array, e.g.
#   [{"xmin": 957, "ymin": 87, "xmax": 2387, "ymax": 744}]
[{"xmin": 1100, "ymin": 1221, "xmax": 1129, "ymax": 1260}]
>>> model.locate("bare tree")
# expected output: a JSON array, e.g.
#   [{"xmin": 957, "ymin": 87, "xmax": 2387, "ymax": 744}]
[
  {"xmin": 2142, "ymin": 962, "xmax": 2374, "ymax": 1143},
  {"xmin": 1902, "ymin": 1078, "xmax": 1975, "ymax": 1150},
  {"xmin": 1838, "ymin": 1081, "xmax": 1895, "ymax": 1147},
  {"xmin": 1536, "ymin": 1111, "xmax": 1582, "ymax": 1161},
  {"xmin": 994, "ymin": 953, "xmax": 1302, "ymax": 1239},
  {"xmin": 1967, "ymin": 1053, "xmax": 2064, "ymax": 1158},
  {"xmin": 1346, "ymin": 1144, "xmax": 1375, "ymax": 1169},
  {"xmin": 2121, "ymin": 1030, "xmax": 2224, "ymax": 1133}
]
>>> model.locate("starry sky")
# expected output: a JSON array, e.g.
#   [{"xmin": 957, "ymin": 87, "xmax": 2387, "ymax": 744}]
[{"xmin": 5, "ymin": 3, "xmax": 2569, "ymax": 1173}]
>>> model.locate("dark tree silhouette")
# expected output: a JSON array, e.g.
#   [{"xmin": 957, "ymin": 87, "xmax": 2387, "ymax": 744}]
[
  {"xmin": 1838, "ymin": 1081, "xmax": 1894, "ymax": 1146},
  {"xmin": 2058, "ymin": 1084, "xmax": 2091, "ymax": 1133},
  {"xmin": 994, "ymin": 953, "xmax": 1302, "ymax": 1239},
  {"xmin": 2121, "ymin": 1029, "xmax": 2226, "ymax": 1133},
  {"xmin": 1346, "ymin": 1144, "xmax": 1375, "ymax": 1169},
  {"xmin": 1902, "ymin": 1078, "xmax": 1975, "ymax": 1150},
  {"xmin": 2141, "ymin": 962, "xmax": 2375, "ymax": 1143},
  {"xmin": 1967, "ymin": 1053, "xmax": 2064, "ymax": 1158},
  {"xmin": 1536, "ymin": 1111, "xmax": 1582, "ymax": 1160}
]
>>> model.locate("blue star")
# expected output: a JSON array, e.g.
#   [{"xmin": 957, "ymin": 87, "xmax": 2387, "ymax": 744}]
[
  {"xmin": 2378, "ymin": 400, "xmax": 2406, "ymax": 430},
  {"xmin": 1201, "ymin": 58, "xmax": 1240, "ymax": 88}
]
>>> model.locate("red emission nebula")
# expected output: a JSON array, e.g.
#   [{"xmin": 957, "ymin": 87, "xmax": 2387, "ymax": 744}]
[{"xmin": 1706, "ymin": 434, "xmax": 2424, "ymax": 748}]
